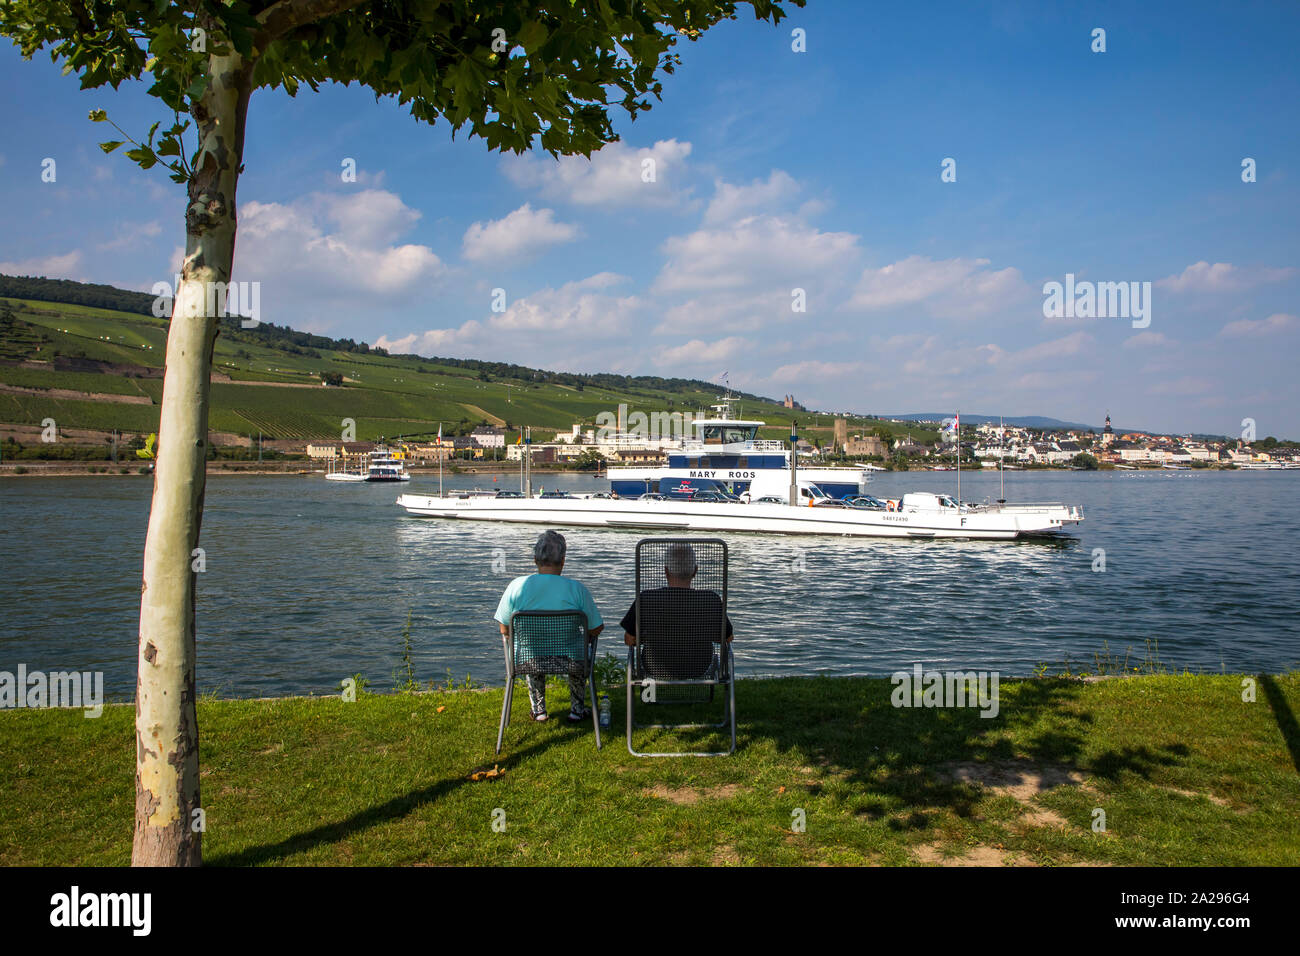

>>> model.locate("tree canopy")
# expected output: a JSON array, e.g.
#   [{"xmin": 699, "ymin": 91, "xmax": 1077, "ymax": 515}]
[{"xmin": 3, "ymin": 0, "xmax": 801, "ymax": 177}]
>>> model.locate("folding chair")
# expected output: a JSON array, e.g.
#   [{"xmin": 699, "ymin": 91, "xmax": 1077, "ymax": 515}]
[
  {"xmin": 497, "ymin": 610, "xmax": 601, "ymax": 753},
  {"xmin": 626, "ymin": 537, "xmax": 736, "ymax": 757}
]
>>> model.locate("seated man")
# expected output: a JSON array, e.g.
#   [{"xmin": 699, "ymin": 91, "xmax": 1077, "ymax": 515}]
[
  {"xmin": 620, "ymin": 543, "xmax": 733, "ymax": 680},
  {"xmin": 494, "ymin": 530, "xmax": 604, "ymax": 722}
]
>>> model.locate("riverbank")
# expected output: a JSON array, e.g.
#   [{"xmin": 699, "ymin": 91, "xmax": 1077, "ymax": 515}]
[
  {"xmin": 0, "ymin": 461, "xmax": 587, "ymax": 477},
  {"xmin": 3, "ymin": 673, "xmax": 1296, "ymax": 866},
  {"xmin": 0, "ymin": 460, "xmax": 1254, "ymax": 477}
]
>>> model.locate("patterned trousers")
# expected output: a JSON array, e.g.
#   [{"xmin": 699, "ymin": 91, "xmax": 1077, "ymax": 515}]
[
  {"xmin": 503, "ymin": 636, "xmax": 590, "ymax": 716},
  {"xmin": 524, "ymin": 673, "xmax": 588, "ymax": 717}
]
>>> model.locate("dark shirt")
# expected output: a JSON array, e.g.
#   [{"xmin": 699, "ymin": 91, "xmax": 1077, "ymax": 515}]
[{"xmin": 620, "ymin": 586, "xmax": 733, "ymax": 679}]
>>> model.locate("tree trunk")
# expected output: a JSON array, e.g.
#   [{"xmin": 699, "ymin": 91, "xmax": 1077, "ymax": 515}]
[{"xmin": 132, "ymin": 48, "xmax": 253, "ymax": 867}]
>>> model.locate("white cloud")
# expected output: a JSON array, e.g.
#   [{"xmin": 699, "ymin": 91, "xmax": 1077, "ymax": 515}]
[
  {"xmin": 97, "ymin": 220, "xmax": 163, "ymax": 251},
  {"xmin": 461, "ymin": 203, "xmax": 579, "ymax": 263},
  {"xmin": 375, "ymin": 320, "xmax": 488, "ymax": 355},
  {"xmin": 1219, "ymin": 312, "xmax": 1297, "ymax": 338},
  {"xmin": 704, "ymin": 170, "xmax": 800, "ymax": 224},
  {"xmin": 887, "ymin": 331, "xmax": 1092, "ymax": 379},
  {"xmin": 489, "ymin": 272, "xmax": 636, "ymax": 333},
  {"xmin": 502, "ymin": 139, "xmax": 694, "ymax": 207},
  {"xmin": 654, "ymin": 215, "xmax": 858, "ymax": 297},
  {"xmin": 846, "ymin": 255, "xmax": 1028, "ymax": 317},
  {"xmin": 0, "ymin": 250, "xmax": 84, "ymax": 277},
  {"xmin": 769, "ymin": 359, "xmax": 867, "ymax": 381},
  {"xmin": 1147, "ymin": 376, "xmax": 1212, "ymax": 396},
  {"xmin": 235, "ymin": 189, "xmax": 443, "ymax": 298},
  {"xmin": 375, "ymin": 273, "xmax": 640, "ymax": 358},
  {"xmin": 1123, "ymin": 331, "xmax": 1171, "ymax": 349},
  {"xmin": 317, "ymin": 189, "xmax": 421, "ymax": 248},
  {"xmin": 1156, "ymin": 261, "xmax": 1295, "ymax": 293},
  {"xmin": 654, "ymin": 336, "xmax": 750, "ymax": 367}
]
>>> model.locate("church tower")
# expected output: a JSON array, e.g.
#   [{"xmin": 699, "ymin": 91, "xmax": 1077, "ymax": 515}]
[{"xmin": 1101, "ymin": 412, "xmax": 1114, "ymax": 447}]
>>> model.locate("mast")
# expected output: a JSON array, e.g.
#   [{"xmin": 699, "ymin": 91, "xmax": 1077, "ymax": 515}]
[
  {"xmin": 788, "ymin": 419, "xmax": 798, "ymax": 506},
  {"xmin": 955, "ymin": 409, "xmax": 960, "ymax": 506},
  {"xmin": 525, "ymin": 425, "xmax": 532, "ymax": 498},
  {"xmin": 438, "ymin": 422, "xmax": 443, "ymax": 497},
  {"xmin": 998, "ymin": 416, "xmax": 1005, "ymax": 504}
]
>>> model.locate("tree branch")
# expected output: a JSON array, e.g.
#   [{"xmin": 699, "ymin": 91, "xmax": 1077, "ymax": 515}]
[{"xmin": 254, "ymin": 0, "xmax": 370, "ymax": 48}]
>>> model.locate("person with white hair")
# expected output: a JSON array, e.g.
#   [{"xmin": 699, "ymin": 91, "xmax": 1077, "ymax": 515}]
[
  {"xmin": 619, "ymin": 542, "xmax": 733, "ymax": 680},
  {"xmin": 494, "ymin": 530, "xmax": 604, "ymax": 722}
]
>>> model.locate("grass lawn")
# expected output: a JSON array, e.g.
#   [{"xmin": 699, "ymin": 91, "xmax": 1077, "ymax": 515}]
[{"xmin": 2, "ymin": 673, "xmax": 1297, "ymax": 866}]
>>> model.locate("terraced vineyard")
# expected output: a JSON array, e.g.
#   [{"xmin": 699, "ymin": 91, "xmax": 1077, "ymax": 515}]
[{"xmin": 0, "ymin": 288, "xmax": 916, "ymax": 448}]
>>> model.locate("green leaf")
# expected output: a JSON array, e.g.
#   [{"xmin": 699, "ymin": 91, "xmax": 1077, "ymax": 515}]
[
  {"xmin": 124, "ymin": 146, "xmax": 158, "ymax": 170},
  {"xmin": 98, "ymin": 140, "xmax": 125, "ymax": 153},
  {"xmin": 185, "ymin": 73, "xmax": 208, "ymax": 103},
  {"xmin": 88, "ymin": 109, "xmax": 107, "ymax": 122},
  {"xmin": 517, "ymin": 21, "xmax": 549, "ymax": 53}
]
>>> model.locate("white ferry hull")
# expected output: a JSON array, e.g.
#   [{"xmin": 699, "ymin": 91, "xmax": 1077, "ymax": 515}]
[
  {"xmin": 395, "ymin": 494, "xmax": 1082, "ymax": 539},
  {"xmin": 607, "ymin": 464, "xmax": 871, "ymax": 497}
]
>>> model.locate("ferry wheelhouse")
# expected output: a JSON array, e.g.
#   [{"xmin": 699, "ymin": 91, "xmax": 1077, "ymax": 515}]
[{"xmin": 605, "ymin": 397, "xmax": 871, "ymax": 499}]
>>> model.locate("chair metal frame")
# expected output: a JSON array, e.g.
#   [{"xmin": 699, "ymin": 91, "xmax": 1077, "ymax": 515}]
[
  {"xmin": 497, "ymin": 609, "xmax": 601, "ymax": 753},
  {"xmin": 626, "ymin": 537, "xmax": 736, "ymax": 757}
]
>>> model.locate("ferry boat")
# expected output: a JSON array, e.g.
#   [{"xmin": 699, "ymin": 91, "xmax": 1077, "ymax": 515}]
[
  {"xmin": 365, "ymin": 444, "xmax": 411, "ymax": 482},
  {"xmin": 326, "ymin": 444, "xmax": 411, "ymax": 482},
  {"xmin": 396, "ymin": 473, "xmax": 1083, "ymax": 539},
  {"xmin": 605, "ymin": 394, "xmax": 872, "ymax": 499}
]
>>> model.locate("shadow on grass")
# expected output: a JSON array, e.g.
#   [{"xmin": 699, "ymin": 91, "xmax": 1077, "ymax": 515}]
[
  {"xmin": 211, "ymin": 674, "xmax": 1196, "ymax": 862},
  {"xmin": 719, "ymin": 675, "xmax": 1188, "ymax": 832},
  {"xmin": 1260, "ymin": 674, "xmax": 1300, "ymax": 773},
  {"xmin": 206, "ymin": 727, "xmax": 570, "ymax": 866}
]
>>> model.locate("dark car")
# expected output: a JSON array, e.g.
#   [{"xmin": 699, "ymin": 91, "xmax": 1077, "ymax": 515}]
[{"xmin": 846, "ymin": 495, "xmax": 887, "ymax": 510}]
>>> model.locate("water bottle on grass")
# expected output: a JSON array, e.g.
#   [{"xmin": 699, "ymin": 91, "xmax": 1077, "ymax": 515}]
[{"xmin": 599, "ymin": 694, "xmax": 611, "ymax": 728}]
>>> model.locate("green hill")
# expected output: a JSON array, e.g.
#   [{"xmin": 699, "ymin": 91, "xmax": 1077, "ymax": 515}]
[{"xmin": 0, "ymin": 276, "xmax": 940, "ymax": 452}]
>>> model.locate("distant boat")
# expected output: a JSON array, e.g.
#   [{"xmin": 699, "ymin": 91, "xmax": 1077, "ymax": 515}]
[
  {"xmin": 364, "ymin": 444, "xmax": 411, "ymax": 482},
  {"xmin": 326, "ymin": 443, "xmax": 410, "ymax": 482}
]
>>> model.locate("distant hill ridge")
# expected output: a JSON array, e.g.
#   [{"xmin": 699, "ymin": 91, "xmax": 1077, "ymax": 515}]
[{"xmin": 887, "ymin": 412, "xmax": 1118, "ymax": 433}]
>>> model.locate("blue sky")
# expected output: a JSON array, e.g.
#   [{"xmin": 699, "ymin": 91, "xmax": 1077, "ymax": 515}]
[{"xmin": 1, "ymin": 1, "xmax": 1297, "ymax": 437}]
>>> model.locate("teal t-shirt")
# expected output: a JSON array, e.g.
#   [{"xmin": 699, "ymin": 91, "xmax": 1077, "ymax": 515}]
[{"xmin": 494, "ymin": 573, "xmax": 603, "ymax": 631}]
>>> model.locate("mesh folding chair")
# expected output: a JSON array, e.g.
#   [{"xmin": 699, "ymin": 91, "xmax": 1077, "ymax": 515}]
[
  {"xmin": 497, "ymin": 610, "xmax": 601, "ymax": 754},
  {"xmin": 626, "ymin": 538, "xmax": 735, "ymax": 757}
]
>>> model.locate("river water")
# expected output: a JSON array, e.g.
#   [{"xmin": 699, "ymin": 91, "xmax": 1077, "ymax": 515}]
[{"xmin": 2, "ymin": 469, "xmax": 1297, "ymax": 698}]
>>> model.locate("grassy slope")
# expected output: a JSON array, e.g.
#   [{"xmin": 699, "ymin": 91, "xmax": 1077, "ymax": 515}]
[
  {"xmin": 1, "ymin": 297, "xmax": 938, "ymax": 444},
  {"xmin": 2, "ymin": 673, "xmax": 1296, "ymax": 866}
]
